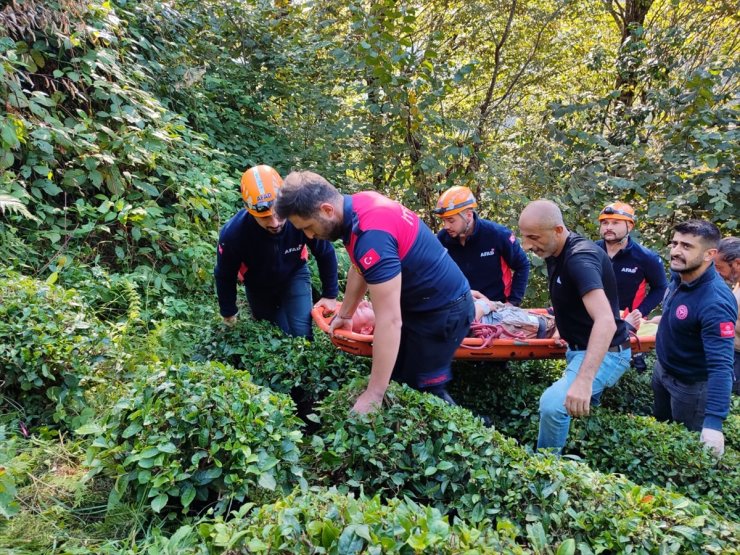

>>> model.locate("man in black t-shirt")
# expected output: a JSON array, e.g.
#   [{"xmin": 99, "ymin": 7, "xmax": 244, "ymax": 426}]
[{"xmin": 518, "ymin": 200, "xmax": 631, "ymax": 453}]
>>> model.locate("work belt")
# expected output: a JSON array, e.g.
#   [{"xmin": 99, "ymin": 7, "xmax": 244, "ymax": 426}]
[{"xmin": 569, "ymin": 340, "xmax": 631, "ymax": 352}]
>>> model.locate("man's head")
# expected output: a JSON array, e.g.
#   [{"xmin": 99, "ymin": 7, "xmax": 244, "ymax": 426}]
[
  {"xmin": 598, "ymin": 201, "xmax": 635, "ymax": 245},
  {"xmin": 274, "ymin": 171, "xmax": 344, "ymax": 241},
  {"xmin": 518, "ymin": 200, "xmax": 568, "ymax": 259},
  {"xmin": 669, "ymin": 219, "xmax": 721, "ymax": 279},
  {"xmin": 434, "ymin": 186, "xmax": 477, "ymax": 241},
  {"xmin": 351, "ymin": 300, "xmax": 376, "ymax": 335},
  {"xmin": 715, "ymin": 237, "xmax": 740, "ymax": 285},
  {"xmin": 241, "ymin": 165, "xmax": 285, "ymax": 234}
]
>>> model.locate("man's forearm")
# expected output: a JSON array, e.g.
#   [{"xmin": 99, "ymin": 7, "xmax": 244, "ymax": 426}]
[
  {"xmin": 338, "ymin": 266, "xmax": 368, "ymax": 318},
  {"xmin": 366, "ymin": 315, "xmax": 402, "ymax": 396}
]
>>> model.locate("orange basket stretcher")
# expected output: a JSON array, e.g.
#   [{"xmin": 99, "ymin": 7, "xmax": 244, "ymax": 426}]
[{"xmin": 311, "ymin": 305, "xmax": 657, "ymax": 361}]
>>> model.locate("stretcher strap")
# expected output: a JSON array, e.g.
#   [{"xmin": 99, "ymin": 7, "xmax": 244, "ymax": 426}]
[{"xmin": 465, "ymin": 322, "xmax": 529, "ymax": 349}]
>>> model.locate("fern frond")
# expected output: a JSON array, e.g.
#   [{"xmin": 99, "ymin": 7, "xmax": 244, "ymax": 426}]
[{"xmin": 0, "ymin": 194, "xmax": 39, "ymax": 221}]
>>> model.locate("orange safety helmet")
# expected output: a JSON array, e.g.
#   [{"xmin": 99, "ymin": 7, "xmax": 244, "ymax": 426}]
[
  {"xmin": 434, "ymin": 186, "xmax": 478, "ymax": 217},
  {"xmin": 598, "ymin": 201, "xmax": 636, "ymax": 224},
  {"xmin": 241, "ymin": 165, "xmax": 283, "ymax": 217}
]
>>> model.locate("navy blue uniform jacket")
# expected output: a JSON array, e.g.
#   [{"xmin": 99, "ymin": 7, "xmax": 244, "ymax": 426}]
[
  {"xmin": 596, "ymin": 237, "xmax": 667, "ymax": 315},
  {"xmin": 437, "ymin": 215, "xmax": 529, "ymax": 305},
  {"xmin": 656, "ymin": 266, "xmax": 737, "ymax": 430},
  {"xmin": 214, "ymin": 209, "xmax": 338, "ymax": 318}
]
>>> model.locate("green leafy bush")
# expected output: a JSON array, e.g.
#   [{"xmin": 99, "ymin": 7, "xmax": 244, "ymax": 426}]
[
  {"xmin": 309, "ymin": 379, "xmax": 515, "ymax": 516},
  {"xmin": 53, "ymin": 489, "xmax": 532, "ymax": 554},
  {"xmin": 308, "ymin": 380, "xmax": 740, "ymax": 552},
  {"xmin": 0, "ymin": 271, "xmax": 109, "ymax": 426},
  {"xmin": 193, "ymin": 489, "xmax": 530, "ymax": 554},
  {"xmin": 85, "ymin": 362, "xmax": 305, "ymax": 516},
  {"xmin": 0, "ymin": 0, "xmax": 232, "ymax": 294},
  {"xmin": 193, "ymin": 317, "xmax": 369, "ymax": 409},
  {"xmin": 568, "ymin": 412, "xmax": 740, "ymax": 521},
  {"xmin": 453, "ymin": 358, "xmax": 739, "ymax": 519}
]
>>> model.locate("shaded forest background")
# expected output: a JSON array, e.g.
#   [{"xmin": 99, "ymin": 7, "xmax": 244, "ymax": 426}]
[{"xmin": 0, "ymin": 0, "xmax": 737, "ymax": 300}]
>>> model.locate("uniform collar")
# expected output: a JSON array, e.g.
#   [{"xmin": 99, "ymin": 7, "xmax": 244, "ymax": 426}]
[
  {"xmin": 598, "ymin": 235, "xmax": 634, "ymax": 256},
  {"xmin": 342, "ymin": 194, "xmax": 353, "ymax": 244},
  {"xmin": 674, "ymin": 263, "xmax": 717, "ymax": 289}
]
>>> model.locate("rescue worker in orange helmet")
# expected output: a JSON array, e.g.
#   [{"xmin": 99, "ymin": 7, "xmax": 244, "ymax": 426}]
[
  {"xmin": 214, "ymin": 165, "xmax": 338, "ymax": 337},
  {"xmin": 435, "ymin": 186, "xmax": 529, "ymax": 306},
  {"xmin": 595, "ymin": 201, "xmax": 668, "ymax": 328}
]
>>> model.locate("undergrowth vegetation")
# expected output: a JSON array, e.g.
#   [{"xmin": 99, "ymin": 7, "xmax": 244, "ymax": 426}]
[
  {"xmin": 84, "ymin": 362, "xmax": 305, "ymax": 517},
  {"xmin": 1, "ymin": 0, "xmax": 738, "ymax": 551},
  {"xmin": 0, "ymin": 270, "xmax": 110, "ymax": 428}
]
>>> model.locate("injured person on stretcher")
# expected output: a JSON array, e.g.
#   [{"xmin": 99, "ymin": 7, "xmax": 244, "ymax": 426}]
[
  {"xmin": 347, "ymin": 292, "xmax": 645, "ymax": 340},
  {"xmin": 348, "ymin": 292, "xmax": 558, "ymax": 340}
]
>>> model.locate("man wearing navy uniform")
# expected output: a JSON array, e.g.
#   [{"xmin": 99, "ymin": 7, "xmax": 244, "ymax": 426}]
[
  {"xmin": 214, "ymin": 165, "xmax": 338, "ymax": 338},
  {"xmin": 595, "ymin": 202, "xmax": 667, "ymax": 324},
  {"xmin": 652, "ymin": 220, "xmax": 736, "ymax": 457},
  {"xmin": 275, "ymin": 171, "xmax": 474, "ymax": 414},
  {"xmin": 435, "ymin": 186, "xmax": 529, "ymax": 306},
  {"xmin": 518, "ymin": 199, "xmax": 631, "ymax": 453}
]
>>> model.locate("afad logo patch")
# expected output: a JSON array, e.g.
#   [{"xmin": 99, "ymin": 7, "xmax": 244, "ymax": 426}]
[
  {"xmin": 720, "ymin": 322, "xmax": 736, "ymax": 338},
  {"xmin": 509, "ymin": 233, "xmax": 516, "ymax": 244},
  {"xmin": 359, "ymin": 248, "xmax": 381, "ymax": 270}
]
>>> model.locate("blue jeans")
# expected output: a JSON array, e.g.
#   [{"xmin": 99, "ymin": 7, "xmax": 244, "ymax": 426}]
[
  {"xmin": 537, "ymin": 348, "xmax": 631, "ymax": 453},
  {"xmin": 651, "ymin": 360, "xmax": 707, "ymax": 431},
  {"xmin": 245, "ymin": 266, "xmax": 313, "ymax": 338}
]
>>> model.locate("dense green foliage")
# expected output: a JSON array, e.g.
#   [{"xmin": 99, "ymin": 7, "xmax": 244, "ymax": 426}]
[
  {"xmin": 0, "ymin": 0, "xmax": 233, "ymax": 296},
  {"xmin": 0, "ymin": 271, "xmax": 109, "ymax": 426},
  {"xmin": 452, "ymin": 360, "xmax": 740, "ymax": 521},
  {"xmin": 194, "ymin": 317, "xmax": 369, "ymax": 413},
  {"xmin": 85, "ymin": 362, "xmax": 305, "ymax": 516},
  {"xmin": 167, "ymin": 490, "xmax": 531, "ymax": 554},
  {"xmin": 309, "ymin": 381, "xmax": 739, "ymax": 552}
]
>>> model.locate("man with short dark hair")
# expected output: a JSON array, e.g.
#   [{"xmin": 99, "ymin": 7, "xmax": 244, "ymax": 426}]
[
  {"xmin": 275, "ymin": 171, "xmax": 474, "ymax": 414},
  {"xmin": 518, "ymin": 200, "xmax": 631, "ymax": 453},
  {"xmin": 435, "ymin": 186, "xmax": 529, "ymax": 306},
  {"xmin": 652, "ymin": 220, "xmax": 737, "ymax": 456},
  {"xmin": 714, "ymin": 236, "xmax": 740, "ymax": 395}
]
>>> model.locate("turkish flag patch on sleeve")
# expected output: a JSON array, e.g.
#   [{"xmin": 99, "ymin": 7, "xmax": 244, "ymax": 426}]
[
  {"xmin": 720, "ymin": 322, "xmax": 736, "ymax": 338},
  {"xmin": 359, "ymin": 248, "xmax": 381, "ymax": 270}
]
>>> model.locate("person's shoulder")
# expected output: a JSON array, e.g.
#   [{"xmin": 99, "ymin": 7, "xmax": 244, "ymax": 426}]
[
  {"xmin": 630, "ymin": 237, "xmax": 662, "ymax": 259},
  {"xmin": 711, "ymin": 272, "xmax": 738, "ymax": 305},
  {"xmin": 478, "ymin": 217, "xmax": 511, "ymax": 234},
  {"xmin": 477, "ymin": 218, "xmax": 519, "ymax": 245},
  {"xmin": 568, "ymin": 233, "xmax": 601, "ymax": 255},
  {"xmin": 219, "ymin": 209, "xmax": 250, "ymax": 238}
]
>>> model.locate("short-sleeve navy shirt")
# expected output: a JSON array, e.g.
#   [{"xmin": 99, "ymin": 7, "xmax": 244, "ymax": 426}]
[{"xmin": 342, "ymin": 192, "xmax": 469, "ymax": 313}]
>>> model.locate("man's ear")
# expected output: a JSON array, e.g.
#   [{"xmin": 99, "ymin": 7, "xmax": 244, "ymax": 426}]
[
  {"xmin": 554, "ymin": 224, "xmax": 566, "ymax": 235},
  {"xmin": 704, "ymin": 247, "xmax": 718, "ymax": 262},
  {"xmin": 318, "ymin": 202, "xmax": 335, "ymax": 218}
]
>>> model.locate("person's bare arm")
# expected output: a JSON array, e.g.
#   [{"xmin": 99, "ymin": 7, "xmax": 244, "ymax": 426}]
[
  {"xmin": 565, "ymin": 289, "xmax": 617, "ymax": 417},
  {"xmin": 352, "ymin": 274, "xmax": 402, "ymax": 414}
]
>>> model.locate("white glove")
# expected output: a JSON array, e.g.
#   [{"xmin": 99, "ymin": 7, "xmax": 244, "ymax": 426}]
[{"xmin": 700, "ymin": 428, "xmax": 725, "ymax": 457}]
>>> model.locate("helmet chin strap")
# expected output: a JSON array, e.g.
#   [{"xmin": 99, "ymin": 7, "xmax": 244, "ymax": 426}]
[{"xmin": 460, "ymin": 213, "xmax": 473, "ymax": 238}]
